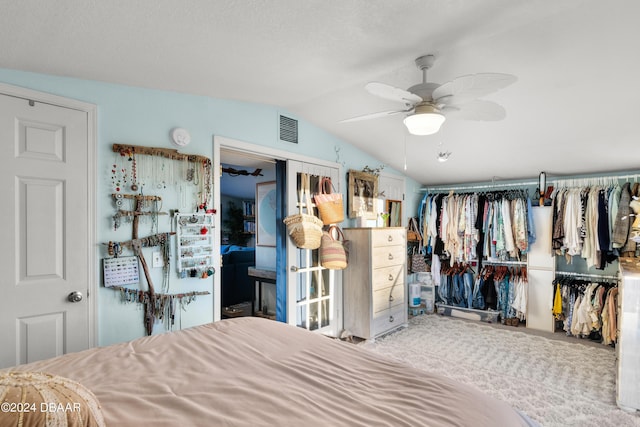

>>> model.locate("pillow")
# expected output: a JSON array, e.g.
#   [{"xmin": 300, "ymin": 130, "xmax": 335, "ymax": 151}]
[{"xmin": 0, "ymin": 371, "xmax": 105, "ymax": 426}]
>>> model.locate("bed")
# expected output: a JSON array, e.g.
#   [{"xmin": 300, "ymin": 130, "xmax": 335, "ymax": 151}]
[{"xmin": 2, "ymin": 317, "xmax": 536, "ymax": 426}]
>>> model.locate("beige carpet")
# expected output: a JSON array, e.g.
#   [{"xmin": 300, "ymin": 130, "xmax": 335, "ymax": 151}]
[{"xmin": 362, "ymin": 314, "xmax": 639, "ymax": 427}]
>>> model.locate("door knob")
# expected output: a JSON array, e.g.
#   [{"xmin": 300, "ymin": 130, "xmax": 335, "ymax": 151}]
[{"xmin": 67, "ymin": 291, "xmax": 83, "ymax": 303}]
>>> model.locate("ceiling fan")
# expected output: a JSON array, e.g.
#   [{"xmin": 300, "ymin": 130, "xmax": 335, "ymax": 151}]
[{"xmin": 341, "ymin": 54, "xmax": 517, "ymax": 135}]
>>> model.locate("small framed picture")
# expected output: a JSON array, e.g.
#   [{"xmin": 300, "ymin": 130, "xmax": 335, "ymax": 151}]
[{"xmin": 348, "ymin": 170, "xmax": 378, "ymax": 219}]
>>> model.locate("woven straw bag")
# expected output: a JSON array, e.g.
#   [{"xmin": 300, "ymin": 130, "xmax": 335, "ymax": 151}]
[
  {"xmin": 314, "ymin": 177, "xmax": 344, "ymax": 225},
  {"xmin": 320, "ymin": 225, "xmax": 349, "ymax": 270},
  {"xmin": 283, "ymin": 173, "xmax": 323, "ymax": 249}
]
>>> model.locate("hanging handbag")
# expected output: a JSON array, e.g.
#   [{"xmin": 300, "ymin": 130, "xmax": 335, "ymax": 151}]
[
  {"xmin": 283, "ymin": 173, "xmax": 323, "ymax": 249},
  {"xmin": 314, "ymin": 177, "xmax": 344, "ymax": 225},
  {"xmin": 410, "ymin": 247, "xmax": 428, "ymax": 273},
  {"xmin": 407, "ymin": 217, "xmax": 422, "ymax": 242},
  {"xmin": 319, "ymin": 225, "xmax": 349, "ymax": 270}
]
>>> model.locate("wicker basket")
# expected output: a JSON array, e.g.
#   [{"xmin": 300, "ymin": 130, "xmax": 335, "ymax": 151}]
[
  {"xmin": 315, "ymin": 177, "xmax": 344, "ymax": 225},
  {"xmin": 284, "ymin": 213, "xmax": 323, "ymax": 249},
  {"xmin": 316, "ymin": 196, "xmax": 344, "ymax": 224},
  {"xmin": 284, "ymin": 173, "xmax": 323, "ymax": 249}
]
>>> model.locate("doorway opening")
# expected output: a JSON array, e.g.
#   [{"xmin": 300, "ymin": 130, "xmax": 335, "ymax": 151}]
[
  {"xmin": 214, "ymin": 136, "xmax": 344, "ymax": 336},
  {"xmin": 219, "ymin": 148, "xmax": 278, "ymax": 320}
]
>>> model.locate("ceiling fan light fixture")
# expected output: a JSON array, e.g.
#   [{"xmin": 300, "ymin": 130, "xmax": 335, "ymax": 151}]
[{"xmin": 403, "ymin": 105, "xmax": 446, "ymax": 135}]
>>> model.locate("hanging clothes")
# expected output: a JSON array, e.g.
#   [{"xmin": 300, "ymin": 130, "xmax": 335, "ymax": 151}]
[
  {"xmin": 552, "ymin": 283, "xmax": 563, "ymax": 319},
  {"xmin": 552, "ymin": 180, "xmax": 640, "ymax": 268},
  {"xmin": 420, "ymin": 189, "xmax": 531, "ymax": 266},
  {"xmin": 553, "ymin": 276, "xmax": 619, "ymax": 346}
]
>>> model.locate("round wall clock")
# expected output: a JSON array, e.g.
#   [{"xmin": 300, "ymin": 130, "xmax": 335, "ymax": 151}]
[{"xmin": 171, "ymin": 127, "xmax": 191, "ymax": 147}]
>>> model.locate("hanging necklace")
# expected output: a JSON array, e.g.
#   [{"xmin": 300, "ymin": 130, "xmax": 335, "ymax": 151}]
[
  {"xmin": 131, "ymin": 152, "xmax": 139, "ymax": 192},
  {"xmin": 111, "ymin": 153, "xmax": 126, "ymax": 192}
]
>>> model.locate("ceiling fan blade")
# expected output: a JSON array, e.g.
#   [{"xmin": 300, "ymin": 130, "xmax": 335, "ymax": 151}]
[
  {"xmin": 365, "ymin": 82, "xmax": 423, "ymax": 104},
  {"xmin": 339, "ymin": 109, "xmax": 410, "ymax": 123},
  {"xmin": 433, "ymin": 73, "xmax": 517, "ymax": 105},
  {"xmin": 441, "ymin": 100, "xmax": 506, "ymax": 121}
]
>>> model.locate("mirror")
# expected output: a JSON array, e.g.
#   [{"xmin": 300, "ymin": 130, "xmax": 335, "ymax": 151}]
[{"xmin": 385, "ymin": 199, "xmax": 402, "ymax": 227}]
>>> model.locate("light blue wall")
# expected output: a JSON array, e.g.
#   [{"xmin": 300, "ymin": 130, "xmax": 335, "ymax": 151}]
[{"xmin": 0, "ymin": 68, "xmax": 422, "ymax": 346}]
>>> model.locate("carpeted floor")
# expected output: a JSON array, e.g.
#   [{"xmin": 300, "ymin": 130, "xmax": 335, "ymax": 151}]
[{"xmin": 361, "ymin": 314, "xmax": 639, "ymax": 427}]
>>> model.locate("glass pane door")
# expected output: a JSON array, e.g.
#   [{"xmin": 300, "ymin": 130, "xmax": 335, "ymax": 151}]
[
  {"xmin": 293, "ymin": 249, "xmax": 334, "ymax": 332},
  {"xmin": 285, "ymin": 162, "xmax": 341, "ymax": 337}
]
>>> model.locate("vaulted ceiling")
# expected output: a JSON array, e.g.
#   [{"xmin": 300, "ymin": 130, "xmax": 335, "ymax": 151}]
[{"xmin": 2, "ymin": 0, "xmax": 638, "ymax": 185}]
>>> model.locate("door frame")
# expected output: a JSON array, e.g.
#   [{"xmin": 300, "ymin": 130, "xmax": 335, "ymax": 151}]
[
  {"xmin": 0, "ymin": 82, "xmax": 98, "ymax": 349},
  {"xmin": 212, "ymin": 135, "xmax": 343, "ymax": 322}
]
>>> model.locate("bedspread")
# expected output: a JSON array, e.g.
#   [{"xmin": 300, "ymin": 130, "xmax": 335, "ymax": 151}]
[{"xmin": 5, "ymin": 317, "xmax": 532, "ymax": 426}]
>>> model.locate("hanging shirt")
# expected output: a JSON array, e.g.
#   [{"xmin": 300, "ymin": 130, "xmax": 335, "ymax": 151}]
[
  {"xmin": 501, "ymin": 198, "xmax": 516, "ymax": 257},
  {"xmin": 612, "ymin": 182, "xmax": 632, "ymax": 249},
  {"xmin": 552, "ymin": 283, "xmax": 563, "ymax": 319},
  {"xmin": 513, "ymin": 198, "xmax": 528, "ymax": 253},
  {"xmin": 527, "ymin": 197, "xmax": 536, "ymax": 247},
  {"xmin": 563, "ymin": 188, "xmax": 583, "ymax": 256}
]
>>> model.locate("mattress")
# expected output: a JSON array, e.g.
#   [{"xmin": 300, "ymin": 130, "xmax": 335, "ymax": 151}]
[{"xmin": 4, "ymin": 317, "xmax": 534, "ymax": 426}]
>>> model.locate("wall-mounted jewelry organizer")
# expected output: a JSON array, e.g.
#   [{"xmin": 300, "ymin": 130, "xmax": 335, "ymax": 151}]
[
  {"xmin": 112, "ymin": 193, "xmax": 166, "ymax": 237},
  {"xmin": 112, "ymin": 143, "xmax": 212, "ymax": 212},
  {"xmin": 104, "ymin": 143, "xmax": 215, "ymax": 335},
  {"xmin": 176, "ymin": 213, "xmax": 215, "ymax": 278}
]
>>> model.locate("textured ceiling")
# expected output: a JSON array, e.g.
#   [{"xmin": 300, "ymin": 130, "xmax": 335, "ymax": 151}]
[{"xmin": 2, "ymin": 0, "xmax": 639, "ymax": 186}]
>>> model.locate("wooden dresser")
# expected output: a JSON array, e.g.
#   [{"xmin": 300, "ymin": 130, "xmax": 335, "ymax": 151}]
[{"xmin": 342, "ymin": 227, "xmax": 407, "ymax": 340}]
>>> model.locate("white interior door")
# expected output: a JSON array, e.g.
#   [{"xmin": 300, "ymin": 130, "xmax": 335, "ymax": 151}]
[
  {"xmin": 286, "ymin": 160, "xmax": 341, "ymax": 337},
  {"xmin": 0, "ymin": 90, "xmax": 95, "ymax": 368}
]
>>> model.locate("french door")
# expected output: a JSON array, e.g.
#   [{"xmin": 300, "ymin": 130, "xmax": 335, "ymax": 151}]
[{"xmin": 285, "ymin": 160, "xmax": 341, "ymax": 337}]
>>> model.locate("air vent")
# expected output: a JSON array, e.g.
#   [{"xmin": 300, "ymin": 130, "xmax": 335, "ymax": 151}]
[{"xmin": 279, "ymin": 115, "xmax": 298, "ymax": 144}]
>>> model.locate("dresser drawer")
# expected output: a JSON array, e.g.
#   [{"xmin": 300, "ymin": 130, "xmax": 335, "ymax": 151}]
[
  {"xmin": 372, "ymin": 265, "xmax": 405, "ymax": 291},
  {"xmin": 372, "ymin": 284, "xmax": 405, "ymax": 314},
  {"xmin": 372, "ymin": 228, "xmax": 406, "ymax": 247},
  {"xmin": 372, "ymin": 245, "xmax": 405, "ymax": 269},
  {"xmin": 372, "ymin": 304, "xmax": 406, "ymax": 337}
]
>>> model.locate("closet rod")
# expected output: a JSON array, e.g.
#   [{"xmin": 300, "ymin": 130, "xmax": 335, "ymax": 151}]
[
  {"xmin": 420, "ymin": 180, "xmax": 537, "ymax": 193},
  {"xmin": 552, "ymin": 173, "xmax": 640, "ymax": 187},
  {"xmin": 555, "ymin": 271, "xmax": 619, "ymax": 281},
  {"xmin": 420, "ymin": 171, "xmax": 640, "ymax": 193},
  {"xmin": 482, "ymin": 259, "xmax": 527, "ymax": 266}
]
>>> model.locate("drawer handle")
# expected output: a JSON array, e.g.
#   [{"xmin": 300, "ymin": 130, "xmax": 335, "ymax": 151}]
[
  {"xmin": 388, "ymin": 235, "xmax": 394, "ymax": 242},
  {"xmin": 388, "ymin": 253, "xmax": 394, "ymax": 260},
  {"xmin": 388, "ymin": 274, "xmax": 394, "ymax": 281},
  {"xmin": 389, "ymin": 315, "xmax": 394, "ymax": 323}
]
